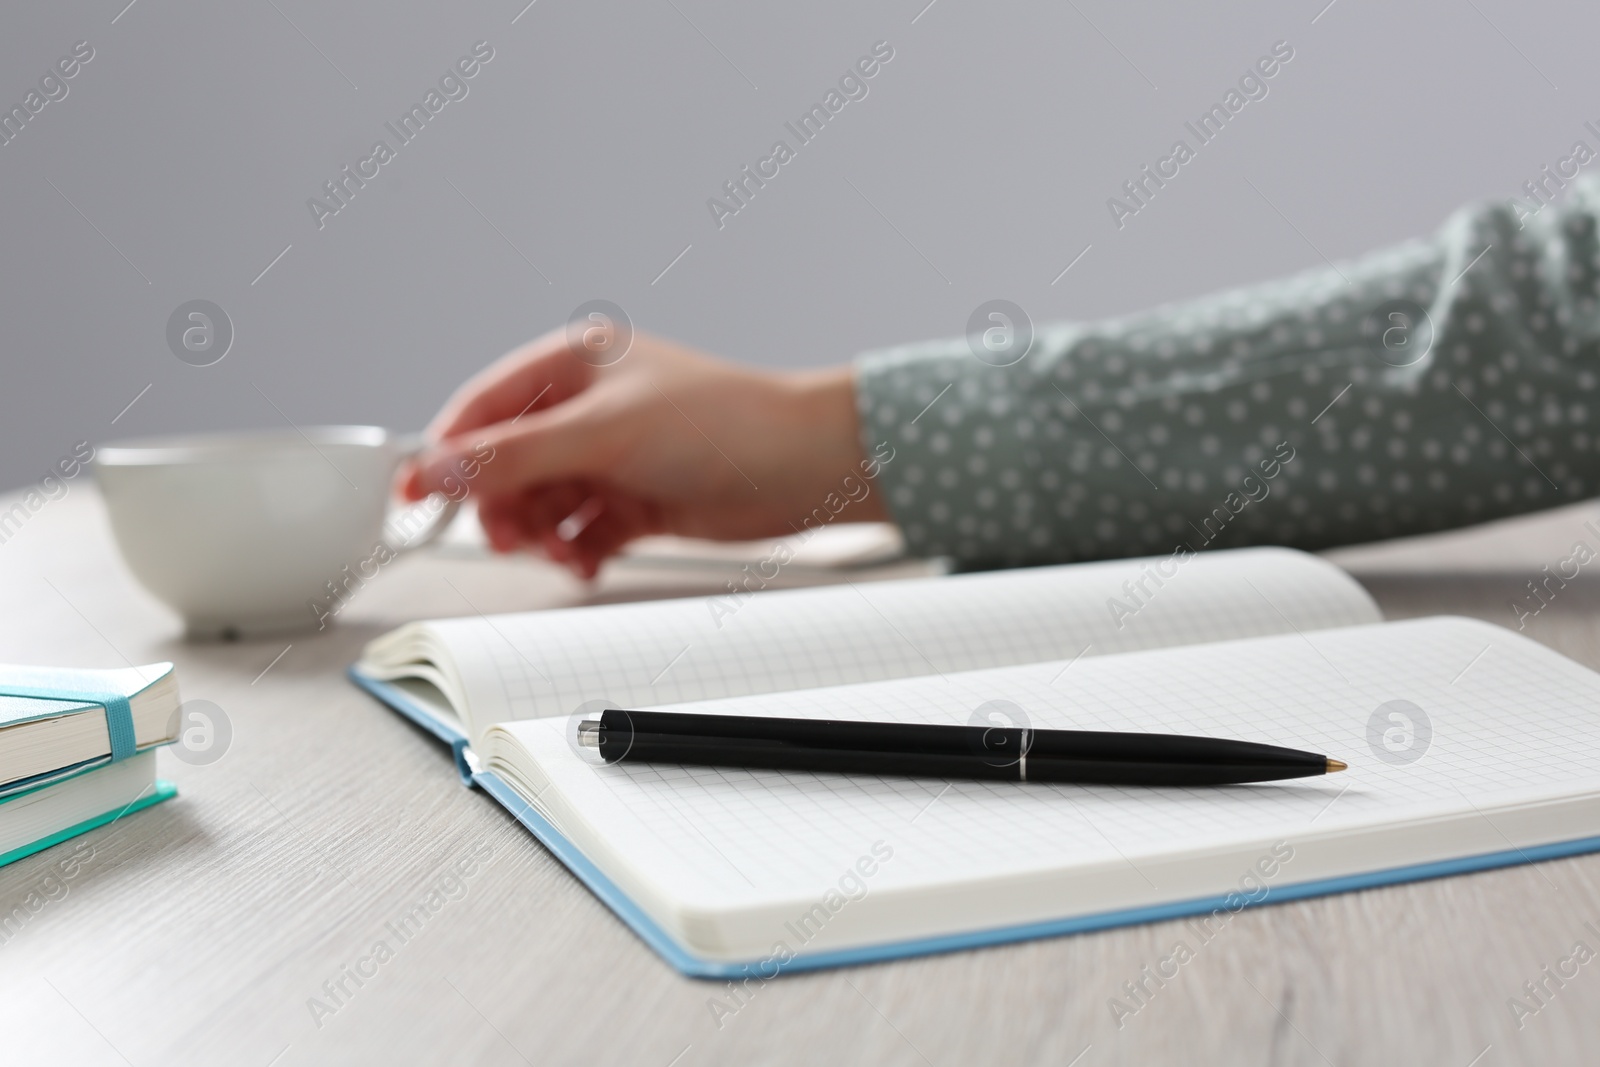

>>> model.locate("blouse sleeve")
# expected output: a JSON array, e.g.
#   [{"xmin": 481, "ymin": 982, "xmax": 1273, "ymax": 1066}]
[{"xmin": 854, "ymin": 182, "xmax": 1600, "ymax": 568}]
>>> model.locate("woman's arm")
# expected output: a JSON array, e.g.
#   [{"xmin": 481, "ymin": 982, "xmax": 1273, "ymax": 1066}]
[{"xmin": 405, "ymin": 182, "xmax": 1600, "ymax": 576}]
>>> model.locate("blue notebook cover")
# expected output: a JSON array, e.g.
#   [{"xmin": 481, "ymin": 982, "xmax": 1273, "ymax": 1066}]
[
  {"xmin": 0, "ymin": 664, "xmax": 180, "ymax": 867},
  {"xmin": 348, "ymin": 664, "xmax": 1600, "ymax": 979}
]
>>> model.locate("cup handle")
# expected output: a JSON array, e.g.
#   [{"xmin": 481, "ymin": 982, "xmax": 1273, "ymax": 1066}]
[{"xmin": 383, "ymin": 433, "xmax": 462, "ymax": 554}]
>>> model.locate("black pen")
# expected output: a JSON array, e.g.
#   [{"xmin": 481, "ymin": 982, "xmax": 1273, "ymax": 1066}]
[{"xmin": 575, "ymin": 709, "xmax": 1347, "ymax": 786}]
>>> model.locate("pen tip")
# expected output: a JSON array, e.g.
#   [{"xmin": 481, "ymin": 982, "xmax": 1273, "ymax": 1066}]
[{"xmin": 1325, "ymin": 758, "xmax": 1348, "ymax": 774}]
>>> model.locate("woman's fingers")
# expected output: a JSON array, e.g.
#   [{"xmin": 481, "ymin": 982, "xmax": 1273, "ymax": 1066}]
[
  {"xmin": 426, "ymin": 329, "xmax": 596, "ymax": 443},
  {"xmin": 552, "ymin": 493, "xmax": 662, "ymax": 579},
  {"xmin": 511, "ymin": 483, "xmax": 594, "ymax": 545},
  {"xmin": 475, "ymin": 495, "xmax": 526, "ymax": 552},
  {"xmin": 397, "ymin": 332, "xmax": 602, "ymax": 500},
  {"xmin": 406, "ymin": 388, "xmax": 620, "ymax": 500},
  {"xmin": 476, "ymin": 483, "xmax": 590, "ymax": 551}
]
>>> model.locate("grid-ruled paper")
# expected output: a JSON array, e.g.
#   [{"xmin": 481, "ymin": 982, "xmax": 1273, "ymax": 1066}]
[
  {"xmin": 402, "ymin": 546, "xmax": 1379, "ymax": 738},
  {"xmin": 487, "ymin": 616, "xmax": 1600, "ymax": 920}
]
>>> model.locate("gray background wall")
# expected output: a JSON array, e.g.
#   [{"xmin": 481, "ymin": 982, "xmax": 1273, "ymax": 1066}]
[{"xmin": 2, "ymin": 0, "xmax": 1593, "ymax": 492}]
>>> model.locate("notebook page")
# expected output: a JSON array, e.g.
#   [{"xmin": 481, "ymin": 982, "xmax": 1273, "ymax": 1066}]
[
  {"xmin": 422, "ymin": 546, "xmax": 1378, "ymax": 737},
  {"xmin": 490, "ymin": 616, "xmax": 1600, "ymax": 922}
]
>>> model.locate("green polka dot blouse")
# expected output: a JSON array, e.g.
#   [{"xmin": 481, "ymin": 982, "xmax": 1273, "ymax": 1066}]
[{"xmin": 855, "ymin": 183, "xmax": 1600, "ymax": 569}]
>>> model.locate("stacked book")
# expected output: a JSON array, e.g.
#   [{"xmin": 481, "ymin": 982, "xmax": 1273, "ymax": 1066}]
[{"xmin": 0, "ymin": 663, "xmax": 180, "ymax": 867}]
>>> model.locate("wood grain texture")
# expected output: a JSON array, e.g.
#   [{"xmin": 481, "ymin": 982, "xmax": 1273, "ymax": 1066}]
[{"xmin": 5, "ymin": 487, "xmax": 1600, "ymax": 1066}]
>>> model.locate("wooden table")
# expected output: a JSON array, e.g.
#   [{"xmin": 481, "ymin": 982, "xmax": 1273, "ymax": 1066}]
[{"xmin": 3, "ymin": 485, "xmax": 1599, "ymax": 1066}]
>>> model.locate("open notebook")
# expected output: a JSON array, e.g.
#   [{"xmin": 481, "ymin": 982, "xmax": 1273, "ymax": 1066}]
[{"xmin": 351, "ymin": 546, "xmax": 1600, "ymax": 976}]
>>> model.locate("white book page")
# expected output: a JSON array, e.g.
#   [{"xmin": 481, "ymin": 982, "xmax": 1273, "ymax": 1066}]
[
  {"xmin": 375, "ymin": 547, "xmax": 1378, "ymax": 739},
  {"xmin": 485, "ymin": 616, "xmax": 1600, "ymax": 958}
]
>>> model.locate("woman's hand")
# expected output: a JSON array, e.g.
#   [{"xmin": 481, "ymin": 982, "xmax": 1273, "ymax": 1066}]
[{"xmin": 398, "ymin": 327, "xmax": 885, "ymax": 578}]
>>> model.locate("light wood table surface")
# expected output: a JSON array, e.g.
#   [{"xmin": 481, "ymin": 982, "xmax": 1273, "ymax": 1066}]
[{"xmin": 3, "ymin": 485, "xmax": 1600, "ymax": 1066}]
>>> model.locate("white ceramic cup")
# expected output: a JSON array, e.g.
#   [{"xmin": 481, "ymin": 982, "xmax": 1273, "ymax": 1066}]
[{"xmin": 94, "ymin": 426, "xmax": 458, "ymax": 639}]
